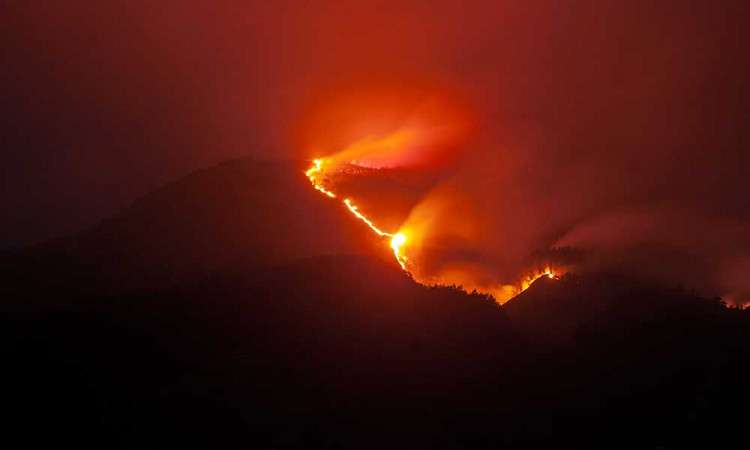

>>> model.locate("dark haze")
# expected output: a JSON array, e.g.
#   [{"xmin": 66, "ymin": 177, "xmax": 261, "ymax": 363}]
[{"xmin": 2, "ymin": 1, "xmax": 748, "ymax": 301}]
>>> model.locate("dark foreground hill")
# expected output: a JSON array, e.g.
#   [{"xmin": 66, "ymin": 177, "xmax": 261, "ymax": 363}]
[{"xmin": 3, "ymin": 159, "xmax": 749, "ymax": 448}]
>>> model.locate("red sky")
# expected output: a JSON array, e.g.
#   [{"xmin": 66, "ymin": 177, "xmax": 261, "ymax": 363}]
[{"xmin": 2, "ymin": 1, "xmax": 748, "ymax": 302}]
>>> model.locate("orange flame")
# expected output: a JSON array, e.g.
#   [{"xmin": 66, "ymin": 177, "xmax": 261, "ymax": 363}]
[
  {"xmin": 518, "ymin": 267, "xmax": 557, "ymax": 293},
  {"xmin": 343, "ymin": 199, "xmax": 391, "ymax": 237},
  {"xmin": 305, "ymin": 159, "xmax": 337, "ymax": 198},
  {"xmin": 390, "ymin": 232, "xmax": 408, "ymax": 271},
  {"xmin": 305, "ymin": 156, "xmax": 558, "ymax": 302},
  {"xmin": 306, "ymin": 158, "xmax": 407, "ymax": 268}
]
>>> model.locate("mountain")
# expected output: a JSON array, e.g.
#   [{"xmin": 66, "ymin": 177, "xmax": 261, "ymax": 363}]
[
  {"xmin": 2, "ymin": 159, "xmax": 749, "ymax": 448},
  {"xmin": 504, "ymin": 272, "xmax": 720, "ymax": 343},
  {"xmin": 0, "ymin": 158, "xmax": 395, "ymax": 301}
]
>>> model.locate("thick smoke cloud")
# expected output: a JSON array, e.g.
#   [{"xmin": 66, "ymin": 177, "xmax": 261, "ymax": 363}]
[{"xmin": 3, "ymin": 1, "xmax": 748, "ymax": 303}]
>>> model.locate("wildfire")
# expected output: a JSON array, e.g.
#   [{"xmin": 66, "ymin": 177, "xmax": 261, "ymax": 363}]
[
  {"xmin": 343, "ymin": 199, "xmax": 391, "ymax": 237},
  {"xmin": 297, "ymin": 92, "xmax": 563, "ymax": 304},
  {"xmin": 305, "ymin": 157, "xmax": 559, "ymax": 301},
  {"xmin": 305, "ymin": 151, "xmax": 561, "ymax": 304},
  {"xmin": 518, "ymin": 267, "xmax": 557, "ymax": 293},
  {"xmin": 305, "ymin": 159, "xmax": 337, "ymax": 198},
  {"xmin": 390, "ymin": 232, "xmax": 408, "ymax": 271},
  {"xmin": 306, "ymin": 159, "xmax": 408, "ymax": 269}
]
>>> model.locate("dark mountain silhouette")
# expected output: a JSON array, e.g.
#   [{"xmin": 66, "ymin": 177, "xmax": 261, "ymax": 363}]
[
  {"xmin": 0, "ymin": 159, "xmax": 394, "ymax": 301},
  {"xmin": 505, "ymin": 272, "xmax": 720, "ymax": 344},
  {"xmin": 3, "ymin": 159, "xmax": 749, "ymax": 448}
]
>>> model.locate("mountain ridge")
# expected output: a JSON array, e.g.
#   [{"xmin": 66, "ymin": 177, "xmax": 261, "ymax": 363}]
[{"xmin": 2, "ymin": 157, "xmax": 748, "ymax": 448}]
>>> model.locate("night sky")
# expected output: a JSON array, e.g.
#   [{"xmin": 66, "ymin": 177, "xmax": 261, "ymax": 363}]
[{"xmin": 2, "ymin": 1, "xmax": 748, "ymax": 300}]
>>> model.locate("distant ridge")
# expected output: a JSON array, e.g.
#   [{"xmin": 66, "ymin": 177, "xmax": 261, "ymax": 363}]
[{"xmin": 0, "ymin": 158, "xmax": 397, "ymax": 299}]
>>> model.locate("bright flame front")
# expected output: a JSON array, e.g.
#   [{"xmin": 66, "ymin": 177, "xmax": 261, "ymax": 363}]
[
  {"xmin": 305, "ymin": 156, "xmax": 559, "ymax": 302},
  {"xmin": 390, "ymin": 232, "xmax": 408, "ymax": 271},
  {"xmin": 306, "ymin": 158, "xmax": 410, "ymax": 269},
  {"xmin": 304, "ymin": 126, "xmax": 562, "ymax": 303}
]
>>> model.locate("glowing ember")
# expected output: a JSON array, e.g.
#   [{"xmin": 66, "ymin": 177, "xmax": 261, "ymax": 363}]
[
  {"xmin": 305, "ymin": 159, "xmax": 337, "ymax": 198},
  {"xmin": 390, "ymin": 232, "xmax": 408, "ymax": 271},
  {"xmin": 391, "ymin": 232, "xmax": 406, "ymax": 249},
  {"xmin": 343, "ymin": 199, "xmax": 392, "ymax": 237},
  {"xmin": 518, "ymin": 267, "xmax": 557, "ymax": 293}
]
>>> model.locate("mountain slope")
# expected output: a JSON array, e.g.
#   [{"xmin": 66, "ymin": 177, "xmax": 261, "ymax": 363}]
[
  {"xmin": 2, "ymin": 158, "xmax": 749, "ymax": 448},
  {"xmin": 1, "ymin": 158, "xmax": 396, "ymax": 299}
]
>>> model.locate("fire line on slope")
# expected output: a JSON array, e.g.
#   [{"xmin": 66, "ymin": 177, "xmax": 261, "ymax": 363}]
[
  {"xmin": 304, "ymin": 158, "xmax": 555, "ymax": 300},
  {"xmin": 306, "ymin": 159, "xmax": 408, "ymax": 270}
]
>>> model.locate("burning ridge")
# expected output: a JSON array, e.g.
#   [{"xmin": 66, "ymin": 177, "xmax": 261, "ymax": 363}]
[{"xmin": 305, "ymin": 157, "xmax": 562, "ymax": 302}]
